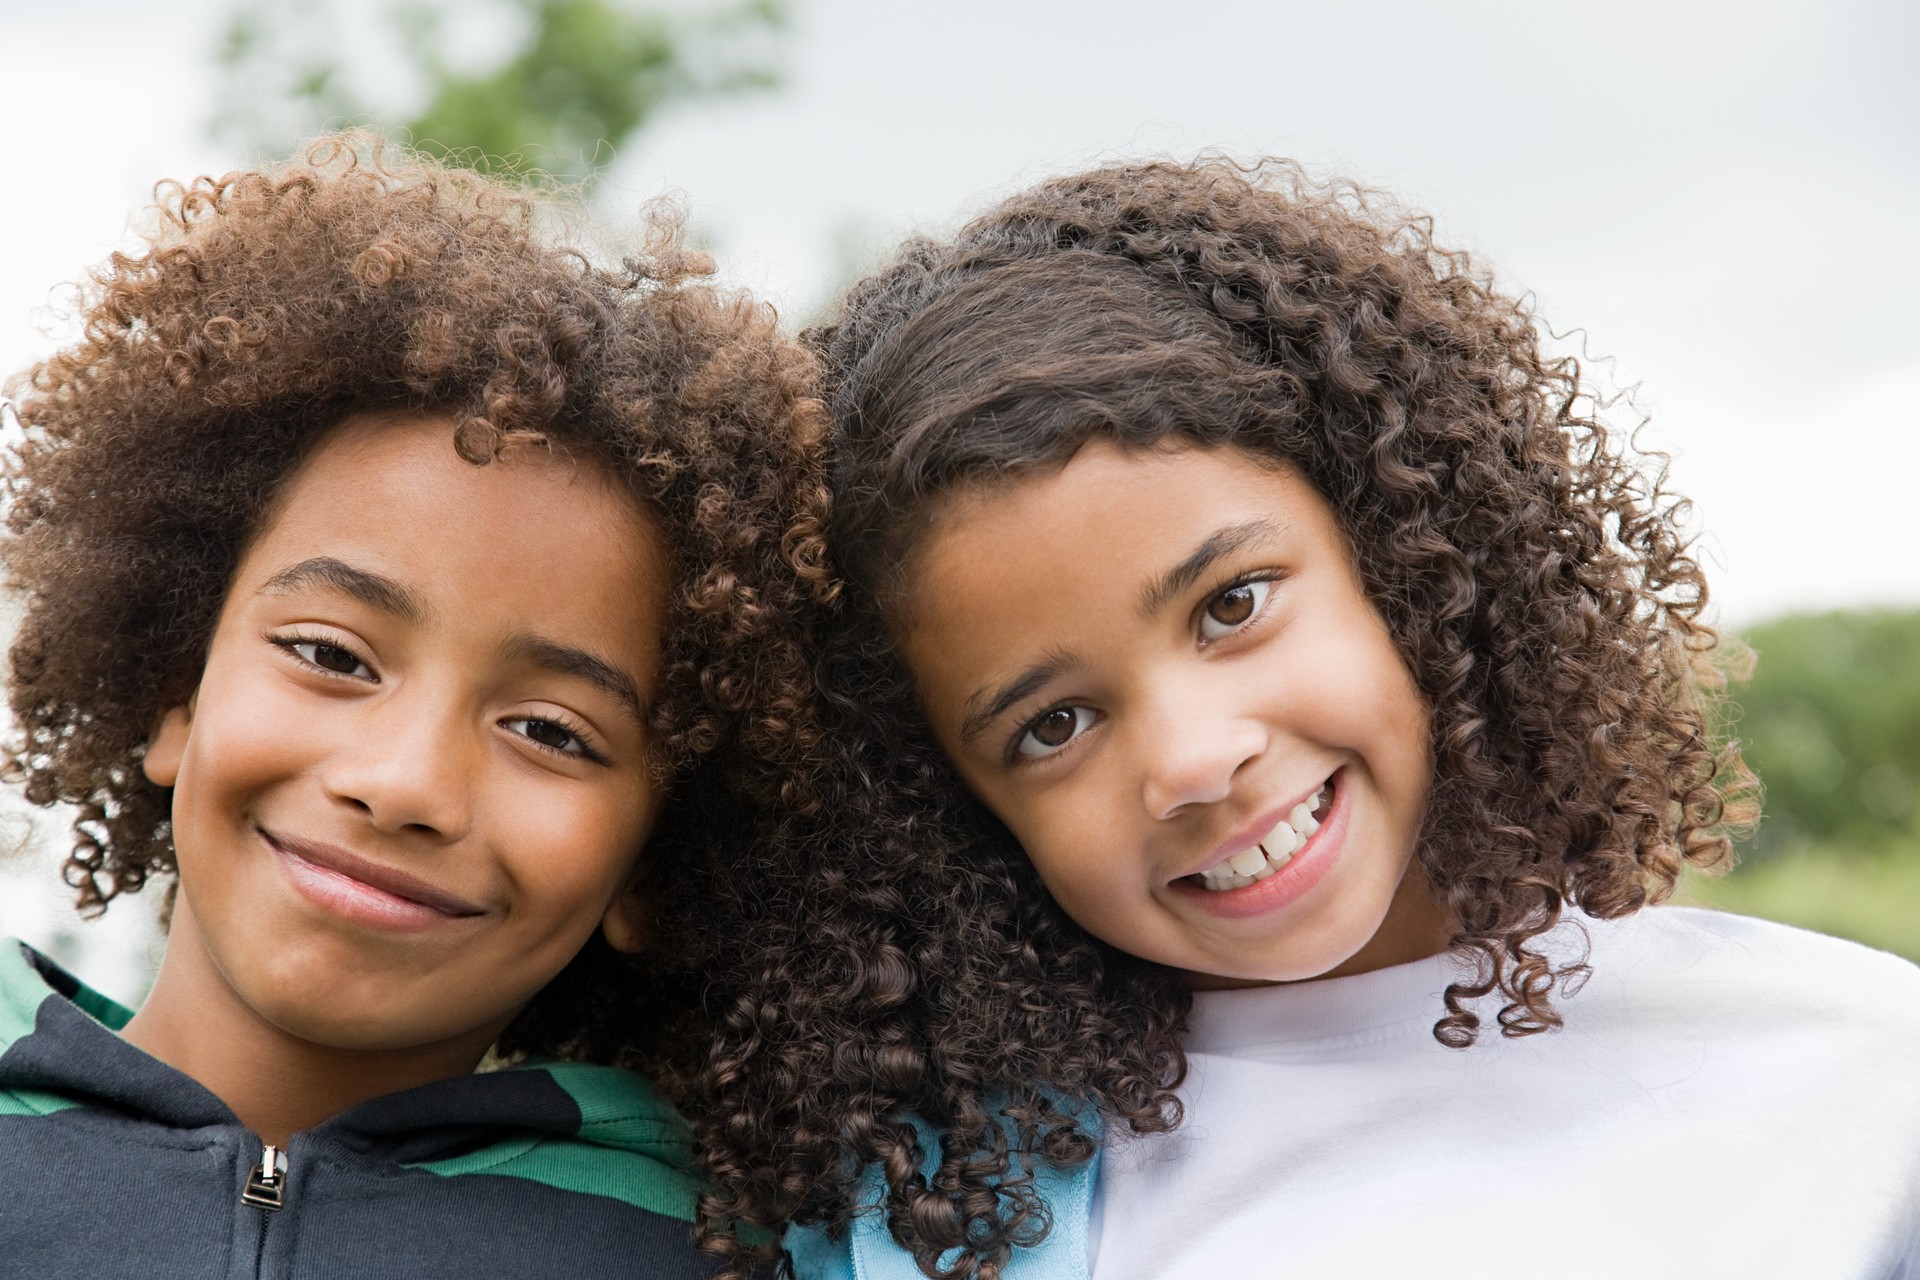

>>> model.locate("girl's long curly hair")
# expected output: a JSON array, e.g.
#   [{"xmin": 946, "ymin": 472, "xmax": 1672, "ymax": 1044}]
[
  {"xmin": 692, "ymin": 158, "xmax": 1757, "ymax": 1276},
  {"xmin": 2, "ymin": 134, "xmax": 833, "ymax": 1092}
]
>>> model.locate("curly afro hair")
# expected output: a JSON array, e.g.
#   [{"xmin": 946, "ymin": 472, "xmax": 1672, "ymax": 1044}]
[
  {"xmin": 688, "ymin": 158, "xmax": 1758, "ymax": 1275},
  {"xmin": 2, "ymin": 134, "xmax": 832, "ymax": 1088}
]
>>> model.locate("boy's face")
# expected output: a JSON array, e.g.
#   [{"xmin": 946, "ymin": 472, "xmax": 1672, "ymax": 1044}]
[
  {"xmin": 143, "ymin": 413, "xmax": 670, "ymax": 1054},
  {"xmin": 898, "ymin": 439, "xmax": 1447, "ymax": 988}
]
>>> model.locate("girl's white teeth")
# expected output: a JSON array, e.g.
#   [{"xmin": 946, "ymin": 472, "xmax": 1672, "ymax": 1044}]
[
  {"xmin": 1225, "ymin": 846, "xmax": 1267, "ymax": 877},
  {"xmin": 1193, "ymin": 783, "xmax": 1331, "ymax": 892}
]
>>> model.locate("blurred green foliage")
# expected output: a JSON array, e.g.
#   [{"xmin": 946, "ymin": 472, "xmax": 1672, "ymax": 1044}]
[
  {"xmin": 211, "ymin": 0, "xmax": 786, "ymax": 181},
  {"xmin": 1731, "ymin": 608, "xmax": 1920, "ymax": 860},
  {"xmin": 1683, "ymin": 841, "xmax": 1920, "ymax": 961},
  {"xmin": 1682, "ymin": 607, "xmax": 1920, "ymax": 961}
]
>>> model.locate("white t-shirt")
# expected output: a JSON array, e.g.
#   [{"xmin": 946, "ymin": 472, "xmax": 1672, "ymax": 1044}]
[{"xmin": 1090, "ymin": 908, "xmax": 1920, "ymax": 1280}]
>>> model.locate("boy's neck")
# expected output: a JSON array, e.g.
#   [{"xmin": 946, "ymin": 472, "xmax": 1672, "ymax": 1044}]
[{"xmin": 120, "ymin": 919, "xmax": 507, "ymax": 1147}]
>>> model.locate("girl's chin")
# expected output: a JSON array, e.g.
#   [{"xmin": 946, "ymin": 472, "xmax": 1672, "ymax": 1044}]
[
  {"xmin": 1172, "ymin": 935, "xmax": 1371, "ymax": 989},
  {"xmin": 1178, "ymin": 965, "xmax": 1295, "ymax": 991}
]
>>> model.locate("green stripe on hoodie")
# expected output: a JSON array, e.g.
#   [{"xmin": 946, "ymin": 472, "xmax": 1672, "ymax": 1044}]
[{"xmin": 407, "ymin": 1059, "xmax": 703, "ymax": 1221}]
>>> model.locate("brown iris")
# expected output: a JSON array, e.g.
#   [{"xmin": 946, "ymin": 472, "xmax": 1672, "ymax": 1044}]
[
  {"xmin": 312, "ymin": 643, "xmax": 362, "ymax": 674},
  {"xmin": 1030, "ymin": 707, "xmax": 1079, "ymax": 747},
  {"xmin": 1206, "ymin": 584, "xmax": 1258, "ymax": 629}
]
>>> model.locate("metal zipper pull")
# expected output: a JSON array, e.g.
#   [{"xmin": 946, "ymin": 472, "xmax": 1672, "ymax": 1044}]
[{"xmin": 242, "ymin": 1144, "xmax": 288, "ymax": 1211}]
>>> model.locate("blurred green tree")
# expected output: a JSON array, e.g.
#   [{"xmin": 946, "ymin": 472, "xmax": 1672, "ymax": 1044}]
[
  {"xmin": 1733, "ymin": 608, "xmax": 1920, "ymax": 859},
  {"xmin": 211, "ymin": 0, "xmax": 786, "ymax": 181}
]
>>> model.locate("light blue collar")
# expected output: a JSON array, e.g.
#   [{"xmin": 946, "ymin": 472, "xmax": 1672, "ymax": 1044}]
[{"xmin": 785, "ymin": 1113, "xmax": 1100, "ymax": 1280}]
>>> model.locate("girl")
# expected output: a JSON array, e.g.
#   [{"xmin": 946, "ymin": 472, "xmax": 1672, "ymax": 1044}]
[
  {"xmin": 0, "ymin": 137, "xmax": 827, "ymax": 1276},
  {"xmin": 694, "ymin": 160, "xmax": 1920, "ymax": 1278}
]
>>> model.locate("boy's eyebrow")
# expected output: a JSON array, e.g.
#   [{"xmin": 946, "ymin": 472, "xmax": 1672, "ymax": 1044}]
[
  {"xmin": 260, "ymin": 557, "xmax": 425, "ymax": 621},
  {"xmin": 1138, "ymin": 518, "xmax": 1284, "ymax": 616},
  {"xmin": 959, "ymin": 650, "xmax": 1080, "ymax": 747},
  {"xmin": 502, "ymin": 632, "xmax": 649, "ymax": 729}
]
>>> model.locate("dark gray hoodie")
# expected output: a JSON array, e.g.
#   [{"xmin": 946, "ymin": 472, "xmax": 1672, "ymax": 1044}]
[{"xmin": 0, "ymin": 939, "xmax": 722, "ymax": 1279}]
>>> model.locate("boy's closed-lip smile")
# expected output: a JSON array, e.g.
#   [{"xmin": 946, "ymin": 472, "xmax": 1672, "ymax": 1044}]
[{"xmin": 264, "ymin": 827, "xmax": 487, "ymax": 931}]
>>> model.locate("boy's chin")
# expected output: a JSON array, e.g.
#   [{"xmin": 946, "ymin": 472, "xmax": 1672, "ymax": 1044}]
[
  {"xmin": 271, "ymin": 1005, "xmax": 511, "ymax": 1055},
  {"xmin": 233, "ymin": 960, "xmax": 534, "ymax": 1058}
]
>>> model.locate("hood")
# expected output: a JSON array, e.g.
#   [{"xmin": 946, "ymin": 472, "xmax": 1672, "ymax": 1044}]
[{"xmin": 0, "ymin": 938, "xmax": 703, "ymax": 1223}]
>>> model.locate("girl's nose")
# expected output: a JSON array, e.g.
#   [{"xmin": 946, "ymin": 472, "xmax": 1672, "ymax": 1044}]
[
  {"xmin": 320, "ymin": 693, "xmax": 475, "ymax": 840},
  {"xmin": 1137, "ymin": 682, "xmax": 1268, "ymax": 821}
]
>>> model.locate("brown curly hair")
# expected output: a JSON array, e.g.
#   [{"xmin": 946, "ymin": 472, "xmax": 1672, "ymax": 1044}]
[
  {"xmin": 690, "ymin": 158, "xmax": 1757, "ymax": 1275},
  {"xmin": 1, "ymin": 134, "xmax": 832, "ymax": 1089}
]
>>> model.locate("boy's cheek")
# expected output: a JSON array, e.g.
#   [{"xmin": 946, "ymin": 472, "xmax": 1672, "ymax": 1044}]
[
  {"xmin": 174, "ymin": 682, "xmax": 332, "ymax": 811},
  {"xmin": 491, "ymin": 793, "xmax": 657, "ymax": 931}
]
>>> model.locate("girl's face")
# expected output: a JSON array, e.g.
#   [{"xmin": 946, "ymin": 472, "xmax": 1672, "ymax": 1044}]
[
  {"xmin": 897, "ymin": 439, "xmax": 1449, "ymax": 987},
  {"xmin": 143, "ymin": 413, "xmax": 670, "ymax": 1055}
]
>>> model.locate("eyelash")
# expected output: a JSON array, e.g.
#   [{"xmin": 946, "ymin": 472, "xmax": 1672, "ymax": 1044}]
[
  {"xmin": 1003, "ymin": 572, "xmax": 1281, "ymax": 765},
  {"xmin": 273, "ymin": 632, "xmax": 376, "ymax": 681},
  {"xmin": 269, "ymin": 633, "xmax": 609, "ymax": 766},
  {"xmin": 500, "ymin": 714, "xmax": 609, "ymax": 766}
]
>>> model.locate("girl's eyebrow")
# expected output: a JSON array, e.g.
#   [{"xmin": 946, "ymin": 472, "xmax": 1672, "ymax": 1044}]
[
  {"xmin": 260, "ymin": 556, "xmax": 424, "ymax": 620},
  {"xmin": 1137, "ymin": 518, "xmax": 1284, "ymax": 617},
  {"xmin": 955, "ymin": 519, "xmax": 1286, "ymax": 748},
  {"xmin": 960, "ymin": 650, "xmax": 1081, "ymax": 747}
]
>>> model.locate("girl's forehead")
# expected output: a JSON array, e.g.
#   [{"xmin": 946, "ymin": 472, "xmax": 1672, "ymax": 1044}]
[
  {"xmin": 902, "ymin": 441, "xmax": 1329, "ymax": 633},
  {"xmin": 917, "ymin": 440, "xmax": 1304, "ymax": 560}
]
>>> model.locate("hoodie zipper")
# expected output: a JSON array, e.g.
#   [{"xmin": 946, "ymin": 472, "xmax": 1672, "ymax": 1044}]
[
  {"xmin": 242, "ymin": 1144, "xmax": 288, "ymax": 1210},
  {"xmin": 241, "ymin": 1142, "xmax": 289, "ymax": 1278}
]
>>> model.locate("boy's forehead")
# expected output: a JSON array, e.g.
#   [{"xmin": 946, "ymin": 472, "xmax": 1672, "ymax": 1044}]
[
  {"xmin": 237, "ymin": 412, "xmax": 670, "ymax": 654},
  {"xmin": 266, "ymin": 412, "xmax": 658, "ymax": 551}
]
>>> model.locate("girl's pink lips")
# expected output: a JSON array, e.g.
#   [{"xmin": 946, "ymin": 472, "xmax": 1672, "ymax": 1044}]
[
  {"xmin": 1174, "ymin": 770, "xmax": 1340, "ymax": 882},
  {"xmin": 1165, "ymin": 770, "xmax": 1349, "ymax": 919},
  {"xmin": 264, "ymin": 829, "xmax": 487, "ymax": 931}
]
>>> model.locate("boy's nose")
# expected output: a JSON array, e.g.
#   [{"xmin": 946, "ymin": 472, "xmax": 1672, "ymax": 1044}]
[
  {"xmin": 320, "ymin": 697, "xmax": 476, "ymax": 840},
  {"xmin": 1136, "ymin": 679, "xmax": 1267, "ymax": 821}
]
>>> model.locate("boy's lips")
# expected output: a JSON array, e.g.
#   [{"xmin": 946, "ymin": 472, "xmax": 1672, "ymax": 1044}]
[{"xmin": 263, "ymin": 828, "xmax": 487, "ymax": 926}]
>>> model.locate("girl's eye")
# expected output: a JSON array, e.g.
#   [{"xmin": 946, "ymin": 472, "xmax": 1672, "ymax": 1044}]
[
  {"xmin": 1015, "ymin": 705, "xmax": 1096, "ymax": 759},
  {"xmin": 283, "ymin": 639, "xmax": 372, "ymax": 679},
  {"xmin": 1199, "ymin": 580, "xmax": 1272, "ymax": 641},
  {"xmin": 504, "ymin": 716, "xmax": 600, "ymax": 762}
]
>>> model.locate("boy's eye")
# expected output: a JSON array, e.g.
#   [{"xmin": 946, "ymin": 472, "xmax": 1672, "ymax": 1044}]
[
  {"xmin": 504, "ymin": 716, "xmax": 596, "ymax": 761},
  {"xmin": 1015, "ymin": 706, "xmax": 1095, "ymax": 759},
  {"xmin": 284, "ymin": 639, "xmax": 372, "ymax": 678},
  {"xmin": 1199, "ymin": 580, "xmax": 1271, "ymax": 641}
]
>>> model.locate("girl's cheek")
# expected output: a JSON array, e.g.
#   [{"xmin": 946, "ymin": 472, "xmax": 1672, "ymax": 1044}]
[{"xmin": 1022, "ymin": 785, "xmax": 1128, "ymax": 890}]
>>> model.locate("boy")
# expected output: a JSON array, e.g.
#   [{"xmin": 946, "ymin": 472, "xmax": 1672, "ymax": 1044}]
[{"xmin": 0, "ymin": 138, "xmax": 825, "ymax": 1276}]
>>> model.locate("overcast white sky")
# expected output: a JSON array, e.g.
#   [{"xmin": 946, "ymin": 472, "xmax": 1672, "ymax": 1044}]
[{"xmin": 2, "ymin": 0, "xmax": 1915, "ymax": 999}]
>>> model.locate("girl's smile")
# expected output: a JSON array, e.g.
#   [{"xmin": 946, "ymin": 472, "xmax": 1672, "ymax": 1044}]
[
  {"xmin": 1168, "ymin": 771, "xmax": 1343, "ymax": 917},
  {"xmin": 898, "ymin": 439, "xmax": 1451, "ymax": 987}
]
